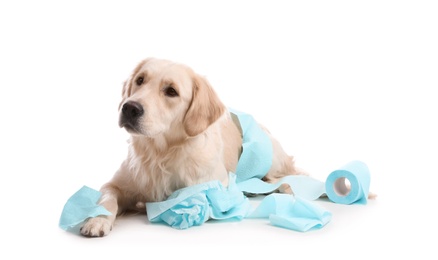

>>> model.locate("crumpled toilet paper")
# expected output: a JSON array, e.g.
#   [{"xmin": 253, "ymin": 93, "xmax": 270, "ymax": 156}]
[
  {"xmin": 146, "ymin": 173, "xmax": 250, "ymax": 229},
  {"xmin": 146, "ymin": 173, "xmax": 332, "ymax": 232}
]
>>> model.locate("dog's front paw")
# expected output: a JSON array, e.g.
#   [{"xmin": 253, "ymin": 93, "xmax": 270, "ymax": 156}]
[{"xmin": 80, "ymin": 216, "xmax": 112, "ymax": 237}]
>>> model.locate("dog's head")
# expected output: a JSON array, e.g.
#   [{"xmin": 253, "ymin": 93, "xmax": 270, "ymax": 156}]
[{"xmin": 119, "ymin": 58, "xmax": 225, "ymax": 139}]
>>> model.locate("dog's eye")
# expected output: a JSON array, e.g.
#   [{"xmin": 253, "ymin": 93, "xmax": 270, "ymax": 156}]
[
  {"xmin": 164, "ymin": 86, "xmax": 179, "ymax": 97},
  {"xmin": 136, "ymin": 77, "xmax": 144, "ymax": 86}
]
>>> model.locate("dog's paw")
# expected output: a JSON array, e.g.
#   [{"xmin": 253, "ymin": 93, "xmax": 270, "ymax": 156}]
[{"xmin": 80, "ymin": 216, "xmax": 112, "ymax": 237}]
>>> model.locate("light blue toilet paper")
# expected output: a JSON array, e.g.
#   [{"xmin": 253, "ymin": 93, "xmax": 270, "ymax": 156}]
[
  {"xmin": 229, "ymin": 108, "xmax": 273, "ymax": 182},
  {"xmin": 145, "ymin": 160, "xmax": 371, "ymax": 230},
  {"xmin": 228, "ymin": 108, "xmax": 371, "ymax": 205},
  {"xmin": 59, "ymin": 160, "xmax": 371, "ymax": 233},
  {"xmin": 59, "ymin": 185, "xmax": 111, "ymax": 232},
  {"xmin": 146, "ymin": 173, "xmax": 331, "ymax": 232},
  {"xmin": 247, "ymin": 194, "xmax": 332, "ymax": 232},
  {"xmin": 237, "ymin": 160, "xmax": 371, "ymax": 205},
  {"xmin": 325, "ymin": 160, "xmax": 371, "ymax": 204},
  {"xmin": 146, "ymin": 174, "xmax": 251, "ymax": 229}
]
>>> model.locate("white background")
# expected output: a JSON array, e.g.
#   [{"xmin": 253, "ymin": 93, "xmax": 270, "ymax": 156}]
[{"xmin": 1, "ymin": 0, "xmax": 437, "ymax": 258}]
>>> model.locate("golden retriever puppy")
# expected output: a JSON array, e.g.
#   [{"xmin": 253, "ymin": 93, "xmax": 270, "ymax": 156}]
[{"xmin": 80, "ymin": 58, "xmax": 305, "ymax": 237}]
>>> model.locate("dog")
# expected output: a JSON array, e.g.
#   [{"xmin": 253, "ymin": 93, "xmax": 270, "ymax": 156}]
[{"xmin": 80, "ymin": 58, "xmax": 308, "ymax": 237}]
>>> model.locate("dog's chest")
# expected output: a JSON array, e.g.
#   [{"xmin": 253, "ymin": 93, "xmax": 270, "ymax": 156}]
[{"xmin": 129, "ymin": 146, "xmax": 214, "ymax": 201}]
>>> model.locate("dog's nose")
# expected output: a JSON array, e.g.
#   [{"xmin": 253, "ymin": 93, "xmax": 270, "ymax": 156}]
[{"xmin": 122, "ymin": 101, "xmax": 144, "ymax": 120}]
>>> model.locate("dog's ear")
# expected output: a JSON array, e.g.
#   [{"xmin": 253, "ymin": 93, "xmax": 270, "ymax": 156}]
[{"xmin": 184, "ymin": 74, "xmax": 225, "ymax": 137}]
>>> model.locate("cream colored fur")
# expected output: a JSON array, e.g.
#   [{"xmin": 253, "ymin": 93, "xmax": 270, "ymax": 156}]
[{"xmin": 80, "ymin": 58, "xmax": 305, "ymax": 237}]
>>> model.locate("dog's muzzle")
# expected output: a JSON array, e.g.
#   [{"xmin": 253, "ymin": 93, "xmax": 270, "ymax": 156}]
[{"xmin": 119, "ymin": 101, "xmax": 144, "ymax": 133}]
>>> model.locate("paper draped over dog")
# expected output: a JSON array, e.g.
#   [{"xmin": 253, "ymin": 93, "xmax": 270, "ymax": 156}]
[{"xmin": 228, "ymin": 108, "xmax": 274, "ymax": 182}]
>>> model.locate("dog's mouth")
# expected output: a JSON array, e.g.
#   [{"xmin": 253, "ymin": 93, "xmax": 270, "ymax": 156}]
[
  {"xmin": 120, "ymin": 123, "xmax": 139, "ymax": 134},
  {"xmin": 119, "ymin": 116, "xmax": 143, "ymax": 135}
]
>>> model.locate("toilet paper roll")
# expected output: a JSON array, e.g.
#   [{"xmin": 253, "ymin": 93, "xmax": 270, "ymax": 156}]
[{"xmin": 325, "ymin": 160, "xmax": 371, "ymax": 205}]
